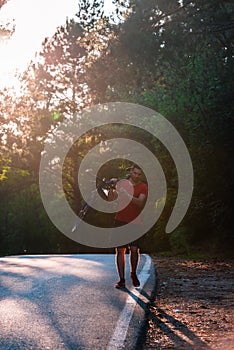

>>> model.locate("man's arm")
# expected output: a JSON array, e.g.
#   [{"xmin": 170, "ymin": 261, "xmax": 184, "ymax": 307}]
[
  {"xmin": 132, "ymin": 193, "xmax": 147, "ymax": 207},
  {"xmin": 119, "ymin": 188, "xmax": 147, "ymax": 207}
]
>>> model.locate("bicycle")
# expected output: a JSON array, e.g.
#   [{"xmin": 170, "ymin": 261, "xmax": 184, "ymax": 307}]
[{"xmin": 71, "ymin": 170, "xmax": 128, "ymax": 233}]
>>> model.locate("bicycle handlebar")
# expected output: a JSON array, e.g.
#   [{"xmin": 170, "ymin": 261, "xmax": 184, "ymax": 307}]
[{"xmin": 85, "ymin": 168, "xmax": 130, "ymax": 189}]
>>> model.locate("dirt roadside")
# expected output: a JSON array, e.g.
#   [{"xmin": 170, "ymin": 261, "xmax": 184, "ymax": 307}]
[{"xmin": 142, "ymin": 255, "xmax": 234, "ymax": 350}]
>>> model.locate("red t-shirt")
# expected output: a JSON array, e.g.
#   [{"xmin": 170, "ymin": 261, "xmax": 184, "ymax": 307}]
[{"xmin": 115, "ymin": 180, "xmax": 148, "ymax": 224}]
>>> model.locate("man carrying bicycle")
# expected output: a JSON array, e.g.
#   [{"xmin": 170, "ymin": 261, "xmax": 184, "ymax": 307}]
[{"xmin": 108, "ymin": 164, "xmax": 148, "ymax": 288}]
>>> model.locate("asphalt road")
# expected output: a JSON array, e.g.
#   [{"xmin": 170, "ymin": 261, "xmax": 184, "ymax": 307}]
[{"xmin": 0, "ymin": 254, "xmax": 156, "ymax": 350}]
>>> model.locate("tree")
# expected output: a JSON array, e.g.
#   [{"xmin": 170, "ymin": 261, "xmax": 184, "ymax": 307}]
[
  {"xmin": 83, "ymin": 0, "xmax": 234, "ymax": 255},
  {"xmin": 0, "ymin": 0, "xmax": 15, "ymax": 40},
  {"xmin": 1, "ymin": 0, "xmax": 233, "ymax": 256}
]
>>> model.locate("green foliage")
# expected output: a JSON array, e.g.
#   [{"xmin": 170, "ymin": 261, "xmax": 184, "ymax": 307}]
[
  {"xmin": 76, "ymin": 0, "xmax": 105, "ymax": 29},
  {"xmin": 169, "ymin": 227, "xmax": 193, "ymax": 255},
  {"xmin": 0, "ymin": 155, "xmax": 11, "ymax": 182}
]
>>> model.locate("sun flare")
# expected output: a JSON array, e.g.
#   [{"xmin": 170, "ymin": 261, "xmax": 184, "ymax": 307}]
[
  {"xmin": 0, "ymin": 0, "xmax": 78, "ymax": 91},
  {"xmin": 0, "ymin": 0, "xmax": 116, "ymax": 92}
]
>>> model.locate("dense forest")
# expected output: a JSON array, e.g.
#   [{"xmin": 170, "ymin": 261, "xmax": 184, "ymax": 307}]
[{"xmin": 0, "ymin": 0, "xmax": 233, "ymax": 257}]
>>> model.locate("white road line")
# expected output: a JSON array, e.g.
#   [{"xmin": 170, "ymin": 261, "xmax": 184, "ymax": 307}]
[{"xmin": 107, "ymin": 254, "xmax": 152, "ymax": 350}]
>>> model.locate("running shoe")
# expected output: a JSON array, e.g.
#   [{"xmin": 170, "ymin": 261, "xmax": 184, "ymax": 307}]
[
  {"xmin": 130, "ymin": 272, "xmax": 140, "ymax": 287},
  {"xmin": 115, "ymin": 279, "xmax": 126, "ymax": 288}
]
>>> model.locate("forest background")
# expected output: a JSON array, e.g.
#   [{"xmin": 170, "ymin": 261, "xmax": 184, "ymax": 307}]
[{"xmin": 0, "ymin": 0, "xmax": 233, "ymax": 258}]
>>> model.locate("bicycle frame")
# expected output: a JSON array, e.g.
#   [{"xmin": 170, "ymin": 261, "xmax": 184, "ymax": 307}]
[
  {"xmin": 71, "ymin": 177, "xmax": 116, "ymax": 233},
  {"xmin": 71, "ymin": 173, "xmax": 129, "ymax": 233}
]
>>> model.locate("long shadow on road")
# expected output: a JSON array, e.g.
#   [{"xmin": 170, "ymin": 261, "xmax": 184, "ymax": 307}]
[{"xmin": 148, "ymin": 306, "xmax": 213, "ymax": 350}]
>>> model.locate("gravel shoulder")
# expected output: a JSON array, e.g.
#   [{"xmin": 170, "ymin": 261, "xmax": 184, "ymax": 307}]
[{"xmin": 142, "ymin": 255, "xmax": 234, "ymax": 350}]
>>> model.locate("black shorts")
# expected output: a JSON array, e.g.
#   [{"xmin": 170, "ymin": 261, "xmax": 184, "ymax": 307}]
[{"xmin": 113, "ymin": 219, "xmax": 143, "ymax": 249}]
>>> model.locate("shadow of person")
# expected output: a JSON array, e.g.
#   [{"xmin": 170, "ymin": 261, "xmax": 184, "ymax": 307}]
[
  {"xmin": 118, "ymin": 286, "xmax": 153, "ymax": 311},
  {"xmin": 149, "ymin": 307, "xmax": 213, "ymax": 349}
]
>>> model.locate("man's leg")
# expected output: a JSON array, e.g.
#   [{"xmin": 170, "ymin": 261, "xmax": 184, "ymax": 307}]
[
  {"xmin": 129, "ymin": 245, "xmax": 140, "ymax": 273},
  {"xmin": 129, "ymin": 245, "xmax": 140, "ymax": 287},
  {"xmin": 115, "ymin": 247, "xmax": 126, "ymax": 287}
]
